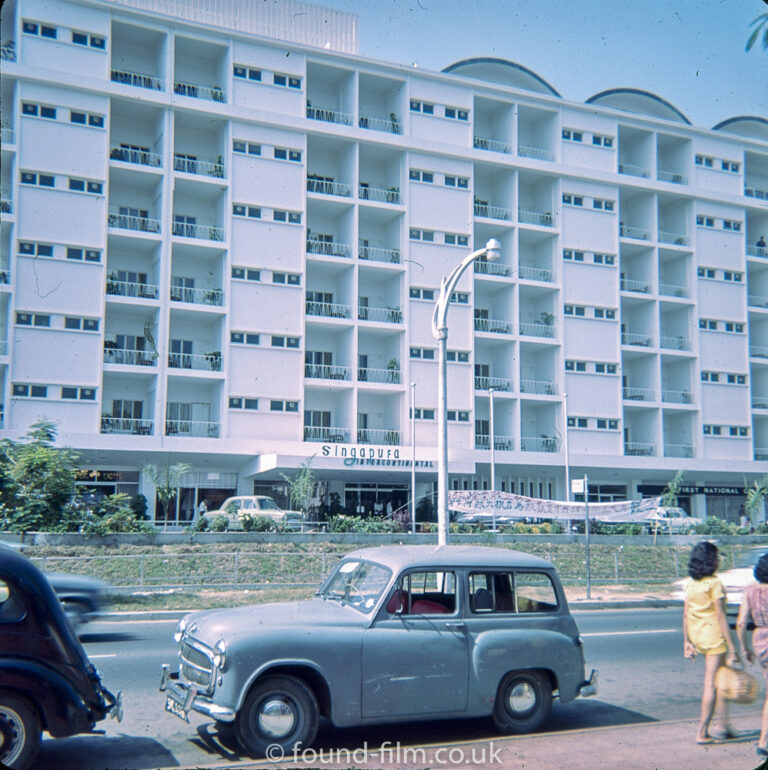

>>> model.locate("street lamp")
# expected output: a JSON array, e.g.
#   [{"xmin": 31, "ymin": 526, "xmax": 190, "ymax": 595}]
[
  {"xmin": 489, "ymin": 386, "xmax": 496, "ymax": 531},
  {"xmin": 432, "ymin": 238, "xmax": 502, "ymax": 545},
  {"xmin": 410, "ymin": 381, "xmax": 417, "ymax": 534}
]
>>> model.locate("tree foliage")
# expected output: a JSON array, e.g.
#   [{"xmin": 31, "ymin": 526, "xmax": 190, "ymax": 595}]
[
  {"xmin": 745, "ymin": 475, "xmax": 768, "ymax": 518},
  {"xmin": 280, "ymin": 457, "xmax": 316, "ymax": 515},
  {"xmin": 143, "ymin": 462, "xmax": 192, "ymax": 522},
  {"xmin": 747, "ymin": 5, "xmax": 768, "ymax": 52},
  {"xmin": 661, "ymin": 470, "xmax": 685, "ymax": 508}
]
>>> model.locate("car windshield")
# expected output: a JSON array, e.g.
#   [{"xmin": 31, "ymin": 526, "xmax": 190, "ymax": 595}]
[
  {"xmin": 257, "ymin": 499, "xmax": 279, "ymax": 510},
  {"xmin": 317, "ymin": 559, "xmax": 392, "ymax": 613}
]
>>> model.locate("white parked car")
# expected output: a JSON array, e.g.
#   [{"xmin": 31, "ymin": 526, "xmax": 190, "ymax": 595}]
[
  {"xmin": 644, "ymin": 507, "xmax": 702, "ymax": 534},
  {"xmin": 207, "ymin": 496, "xmax": 303, "ymax": 531}
]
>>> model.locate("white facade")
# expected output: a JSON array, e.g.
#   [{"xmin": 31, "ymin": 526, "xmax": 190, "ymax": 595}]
[{"xmin": 1, "ymin": 0, "xmax": 767, "ymax": 524}]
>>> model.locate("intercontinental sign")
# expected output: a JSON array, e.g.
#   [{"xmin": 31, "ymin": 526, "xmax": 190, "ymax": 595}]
[{"xmin": 320, "ymin": 444, "xmax": 435, "ymax": 468}]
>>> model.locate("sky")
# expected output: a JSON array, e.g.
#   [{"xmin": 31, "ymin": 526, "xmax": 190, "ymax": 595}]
[{"xmin": 317, "ymin": 0, "xmax": 768, "ymax": 130}]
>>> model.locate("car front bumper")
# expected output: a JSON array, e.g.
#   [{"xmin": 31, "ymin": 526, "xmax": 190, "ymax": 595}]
[{"xmin": 159, "ymin": 665, "xmax": 236, "ymax": 723}]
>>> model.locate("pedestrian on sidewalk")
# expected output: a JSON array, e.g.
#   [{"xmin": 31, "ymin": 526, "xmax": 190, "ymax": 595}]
[
  {"xmin": 682, "ymin": 541, "xmax": 741, "ymax": 744},
  {"xmin": 737, "ymin": 551, "xmax": 768, "ymax": 757}
]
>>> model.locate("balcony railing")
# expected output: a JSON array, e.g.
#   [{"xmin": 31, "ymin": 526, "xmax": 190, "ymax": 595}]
[
  {"xmin": 474, "ymin": 203, "xmax": 511, "ymax": 220},
  {"xmin": 621, "ymin": 332, "xmax": 652, "ymax": 347},
  {"xmin": 519, "ymin": 317, "xmax": 555, "ymax": 338},
  {"xmin": 1, "ymin": 127, "xmax": 14, "ymax": 144},
  {"xmin": 100, "ymin": 417, "xmax": 154, "ymax": 435},
  {"xmin": 618, "ymin": 162, "xmax": 649, "ymax": 178},
  {"xmin": 172, "ymin": 221, "xmax": 225, "ymax": 241},
  {"xmin": 664, "ymin": 444, "xmax": 693, "ymax": 458},
  {"xmin": 659, "ymin": 282, "xmax": 688, "ymax": 298},
  {"xmin": 475, "ymin": 434, "xmax": 515, "ymax": 450},
  {"xmin": 103, "ymin": 348, "xmax": 157, "ymax": 366},
  {"xmin": 1, "ymin": 45, "xmax": 16, "ymax": 62},
  {"xmin": 658, "ymin": 230, "xmax": 688, "ymax": 246},
  {"xmin": 752, "ymin": 397, "xmax": 768, "ymax": 410},
  {"xmin": 174, "ymin": 81, "xmax": 225, "ymax": 102},
  {"xmin": 519, "ymin": 209, "xmax": 553, "ymax": 227},
  {"xmin": 751, "ymin": 346, "xmax": 768, "ymax": 359},
  {"xmin": 620, "ymin": 277, "xmax": 650, "ymax": 293},
  {"xmin": 305, "ymin": 301, "xmax": 351, "ymax": 319},
  {"xmin": 166, "ymin": 420, "xmax": 220, "ymax": 438},
  {"xmin": 662, "ymin": 389, "xmax": 693, "ymax": 404},
  {"xmin": 620, "ymin": 224, "xmax": 650, "ymax": 240},
  {"xmin": 307, "ymin": 178, "xmax": 351, "ymax": 197},
  {"xmin": 307, "ymin": 239, "xmax": 352, "ymax": 258},
  {"xmin": 359, "ymin": 245, "xmax": 401, "ymax": 263},
  {"xmin": 747, "ymin": 245, "xmax": 768, "ymax": 259},
  {"xmin": 106, "ymin": 279, "xmax": 159, "ymax": 299},
  {"xmin": 517, "ymin": 144, "xmax": 553, "ymax": 161},
  {"xmin": 304, "ymin": 426, "xmax": 350, "ymax": 443},
  {"xmin": 745, "ymin": 186, "xmax": 768, "ymax": 201},
  {"xmin": 0, "ymin": 267, "xmax": 9, "ymax": 284},
  {"xmin": 174, "ymin": 156, "xmax": 224, "ymax": 178},
  {"xmin": 168, "ymin": 352, "xmax": 222, "ymax": 371},
  {"xmin": 358, "ymin": 367, "xmax": 400, "ymax": 385},
  {"xmin": 474, "ymin": 317, "xmax": 511, "ymax": 334},
  {"xmin": 755, "ymin": 448, "xmax": 768, "ymax": 461},
  {"xmin": 358, "ymin": 114, "xmax": 401, "ymax": 134},
  {"xmin": 660, "ymin": 335, "xmax": 690, "ymax": 351},
  {"xmin": 111, "ymin": 69, "xmax": 163, "ymax": 91},
  {"xmin": 357, "ymin": 428, "xmax": 400, "ymax": 445},
  {"xmin": 474, "ymin": 136, "xmax": 510, "ymax": 154},
  {"xmin": 304, "ymin": 364, "xmax": 350, "ymax": 380},
  {"xmin": 110, "ymin": 146, "xmax": 162, "ymax": 167},
  {"xmin": 749, "ymin": 294, "xmax": 768, "ymax": 309},
  {"xmin": 108, "ymin": 212, "xmax": 161, "ymax": 233},
  {"xmin": 520, "ymin": 379, "xmax": 556, "ymax": 395},
  {"xmin": 657, "ymin": 169, "xmax": 687, "ymax": 185},
  {"xmin": 474, "ymin": 376, "xmax": 511, "ymax": 391},
  {"xmin": 306, "ymin": 105, "xmax": 352, "ymax": 125},
  {"xmin": 518, "ymin": 264, "xmax": 553, "ymax": 282},
  {"xmin": 521, "ymin": 436, "xmax": 558, "ymax": 453},
  {"xmin": 359, "ymin": 306, "xmax": 402, "ymax": 324},
  {"xmin": 1, "ymin": 199, "xmax": 12, "ymax": 214},
  {"xmin": 623, "ymin": 387, "xmax": 654, "ymax": 401},
  {"xmin": 624, "ymin": 442, "xmax": 656, "ymax": 457},
  {"xmin": 170, "ymin": 286, "xmax": 224, "ymax": 306},
  {"xmin": 473, "ymin": 261, "xmax": 510, "ymax": 277},
  {"xmin": 359, "ymin": 185, "xmax": 401, "ymax": 204},
  {"xmin": 0, "ymin": 340, "xmax": 7, "ymax": 355}
]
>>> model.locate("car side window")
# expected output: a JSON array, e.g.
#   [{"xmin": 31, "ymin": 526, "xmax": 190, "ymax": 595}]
[
  {"xmin": 515, "ymin": 572, "xmax": 559, "ymax": 613},
  {"xmin": 0, "ymin": 578, "xmax": 27, "ymax": 622},
  {"xmin": 469, "ymin": 571, "xmax": 557, "ymax": 613},
  {"xmin": 388, "ymin": 570, "xmax": 456, "ymax": 615}
]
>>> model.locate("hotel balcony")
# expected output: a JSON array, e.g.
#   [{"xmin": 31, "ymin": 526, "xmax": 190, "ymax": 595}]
[
  {"xmin": 306, "ymin": 105, "xmax": 353, "ymax": 126},
  {"xmin": 474, "ymin": 376, "xmax": 511, "ymax": 391},
  {"xmin": 357, "ymin": 428, "xmax": 400, "ymax": 445},
  {"xmin": 520, "ymin": 379, "xmax": 556, "ymax": 395},
  {"xmin": 657, "ymin": 169, "xmax": 688, "ymax": 185},
  {"xmin": 756, "ymin": 447, "xmax": 768, "ymax": 461},
  {"xmin": 0, "ymin": 340, "xmax": 7, "ymax": 355},
  {"xmin": 359, "ymin": 244, "xmax": 401, "ymax": 263},
  {"xmin": 174, "ymin": 155, "xmax": 225, "ymax": 179},
  {"xmin": 519, "ymin": 314, "xmax": 555, "ymax": 339},
  {"xmin": 620, "ymin": 277, "xmax": 650, "ymax": 293},
  {"xmin": 662, "ymin": 389, "xmax": 693, "ymax": 404},
  {"xmin": 1, "ymin": 43, "xmax": 16, "ymax": 62},
  {"xmin": 474, "ymin": 316, "xmax": 512, "ymax": 334},
  {"xmin": 305, "ymin": 300, "xmax": 351, "ymax": 319},
  {"xmin": 518, "ymin": 209, "xmax": 553, "ymax": 227},
  {"xmin": 475, "ymin": 260, "xmax": 512, "ymax": 278},
  {"xmin": 751, "ymin": 346, "xmax": 768, "ymax": 359},
  {"xmin": 517, "ymin": 144, "xmax": 553, "ymax": 161},
  {"xmin": 108, "ymin": 210, "xmax": 161, "ymax": 234},
  {"xmin": 658, "ymin": 230, "xmax": 688, "ymax": 246},
  {"xmin": 359, "ymin": 184, "xmax": 401, "ymax": 205},
  {"xmin": 624, "ymin": 441, "xmax": 656, "ymax": 456},
  {"xmin": 106, "ymin": 277, "xmax": 159, "ymax": 300},
  {"xmin": 100, "ymin": 417, "xmax": 153, "ymax": 435},
  {"xmin": 1, "ymin": 126, "xmax": 13, "ymax": 145},
  {"xmin": 174, "ymin": 81, "xmax": 225, "ymax": 103},
  {"xmin": 171, "ymin": 219, "xmax": 225, "ymax": 242},
  {"xmin": 475, "ymin": 434, "xmax": 515, "ymax": 450},
  {"xmin": 659, "ymin": 282, "xmax": 689, "ymax": 298},
  {"xmin": 521, "ymin": 436, "xmax": 558, "ymax": 452},
  {"xmin": 110, "ymin": 145, "xmax": 162, "ymax": 168},
  {"xmin": 748, "ymin": 245, "xmax": 768, "ymax": 259},
  {"xmin": 749, "ymin": 294, "xmax": 768, "ymax": 309},
  {"xmin": 304, "ymin": 363, "xmax": 350, "ymax": 381},
  {"xmin": 660, "ymin": 335, "xmax": 691, "ymax": 351},
  {"xmin": 622, "ymin": 331, "xmax": 653, "ymax": 347},
  {"xmin": 170, "ymin": 285, "xmax": 224, "ymax": 306},
  {"xmin": 518, "ymin": 264, "xmax": 553, "ymax": 282},
  {"xmin": 166, "ymin": 419, "xmax": 220, "ymax": 437},
  {"xmin": 304, "ymin": 425, "xmax": 350, "ymax": 443},
  {"xmin": 168, "ymin": 352, "xmax": 222, "ymax": 372},
  {"xmin": 307, "ymin": 238, "xmax": 352, "ymax": 258},
  {"xmin": 474, "ymin": 201, "xmax": 511, "ymax": 220},
  {"xmin": 358, "ymin": 367, "xmax": 401, "ymax": 385},
  {"xmin": 618, "ymin": 162, "xmax": 650, "ymax": 178},
  {"xmin": 111, "ymin": 69, "xmax": 163, "ymax": 91},
  {"xmin": 745, "ymin": 186, "xmax": 768, "ymax": 201},
  {"xmin": 358, "ymin": 114, "xmax": 402, "ymax": 134},
  {"xmin": 1, "ymin": 198, "xmax": 12, "ymax": 215},
  {"xmin": 358, "ymin": 305, "xmax": 402, "ymax": 324},
  {"xmin": 0, "ymin": 265, "xmax": 9, "ymax": 285},
  {"xmin": 753, "ymin": 396, "xmax": 768, "ymax": 410},
  {"xmin": 103, "ymin": 347, "xmax": 156, "ymax": 366},
  {"xmin": 473, "ymin": 136, "xmax": 511, "ymax": 154},
  {"xmin": 623, "ymin": 386, "xmax": 655, "ymax": 401},
  {"xmin": 307, "ymin": 176, "xmax": 351, "ymax": 197},
  {"xmin": 664, "ymin": 443, "xmax": 693, "ymax": 458},
  {"xmin": 620, "ymin": 224, "xmax": 650, "ymax": 240}
]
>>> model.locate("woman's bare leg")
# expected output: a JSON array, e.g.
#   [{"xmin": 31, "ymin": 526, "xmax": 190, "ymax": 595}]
[{"xmin": 697, "ymin": 653, "xmax": 725, "ymax": 741}]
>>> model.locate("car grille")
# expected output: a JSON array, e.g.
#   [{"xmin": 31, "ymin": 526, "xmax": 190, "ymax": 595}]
[{"xmin": 180, "ymin": 638, "xmax": 214, "ymax": 692}]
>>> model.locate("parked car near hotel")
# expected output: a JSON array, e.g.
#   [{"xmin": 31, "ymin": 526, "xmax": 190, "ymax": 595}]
[
  {"xmin": 161, "ymin": 544, "xmax": 597, "ymax": 756},
  {"xmin": 0, "ymin": 544, "xmax": 122, "ymax": 770},
  {"xmin": 206, "ymin": 495, "xmax": 303, "ymax": 531},
  {"xmin": 644, "ymin": 506, "xmax": 703, "ymax": 534}
]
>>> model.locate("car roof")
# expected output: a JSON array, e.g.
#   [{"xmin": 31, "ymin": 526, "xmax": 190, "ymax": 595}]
[{"xmin": 344, "ymin": 544, "xmax": 553, "ymax": 571}]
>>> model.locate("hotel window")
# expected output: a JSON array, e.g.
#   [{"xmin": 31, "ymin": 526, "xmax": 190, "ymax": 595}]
[
  {"xmin": 16, "ymin": 312, "xmax": 50, "ymax": 327},
  {"xmin": 727, "ymin": 374, "xmax": 747, "ymax": 384},
  {"xmin": 592, "ymin": 134, "xmax": 613, "ymax": 147},
  {"xmin": 272, "ymin": 272, "xmax": 300, "ymax": 285},
  {"xmin": 72, "ymin": 31, "xmax": 105, "ymax": 48},
  {"xmin": 273, "ymin": 210, "xmax": 302, "ymax": 224},
  {"xmin": 409, "ymin": 229, "xmax": 435, "ymax": 242},
  {"xmin": 410, "ymin": 288, "xmax": 435, "ymax": 300},
  {"xmin": 409, "ymin": 169, "xmax": 434, "ymax": 183},
  {"xmin": 21, "ymin": 172, "xmax": 55, "ymax": 187},
  {"xmin": 444, "ymin": 175, "xmax": 469, "ymax": 188},
  {"xmin": 699, "ymin": 319, "xmax": 718, "ymax": 330},
  {"xmin": 270, "ymin": 336, "xmax": 300, "ymax": 348},
  {"xmin": 595, "ymin": 363, "xmax": 617, "ymax": 374},
  {"xmin": 565, "ymin": 360, "xmax": 587, "ymax": 372},
  {"xmin": 273, "ymin": 73, "xmax": 301, "ymax": 88},
  {"xmin": 697, "ymin": 267, "xmax": 716, "ymax": 279},
  {"xmin": 723, "ymin": 271, "xmax": 742, "ymax": 282},
  {"xmin": 593, "ymin": 308, "xmax": 616, "ymax": 319},
  {"xmin": 23, "ymin": 103, "xmax": 56, "ymax": 119},
  {"xmin": 450, "ymin": 292, "xmax": 469, "ymax": 304},
  {"xmin": 446, "ymin": 351, "xmax": 470, "ymax": 363},
  {"xmin": 722, "ymin": 219, "xmax": 742, "ymax": 232},
  {"xmin": 447, "ymin": 410, "xmax": 470, "ymax": 422},
  {"xmin": 234, "ymin": 65, "xmax": 262, "ymax": 81},
  {"xmin": 233, "ymin": 204, "xmax": 261, "ymax": 219},
  {"xmin": 19, "ymin": 242, "xmax": 53, "ymax": 256},
  {"xmin": 24, "ymin": 22, "xmax": 57, "ymax": 38},
  {"xmin": 696, "ymin": 215, "xmax": 715, "ymax": 228},
  {"xmin": 274, "ymin": 147, "xmax": 302, "ymax": 162},
  {"xmin": 13, "ymin": 384, "xmax": 48, "ymax": 398},
  {"xmin": 596, "ymin": 419, "xmax": 618, "ymax": 430},
  {"xmin": 233, "ymin": 140, "xmax": 261, "ymax": 155},
  {"xmin": 562, "ymin": 194, "xmax": 583, "ymax": 207},
  {"xmin": 593, "ymin": 198, "xmax": 614, "ymax": 211},
  {"xmin": 230, "ymin": 332, "xmax": 260, "ymax": 345},
  {"xmin": 444, "ymin": 106, "xmax": 469, "ymax": 120},
  {"xmin": 231, "ymin": 267, "xmax": 261, "ymax": 281},
  {"xmin": 563, "ymin": 249, "xmax": 584, "ymax": 262},
  {"xmin": 701, "ymin": 372, "xmax": 720, "ymax": 382},
  {"xmin": 270, "ymin": 400, "xmax": 299, "ymax": 412},
  {"xmin": 412, "ymin": 408, "xmax": 436, "ymax": 420},
  {"xmin": 721, "ymin": 160, "xmax": 740, "ymax": 173},
  {"xmin": 562, "ymin": 129, "xmax": 582, "ymax": 142},
  {"xmin": 695, "ymin": 155, "xmax": 714, "ymax": 168},
  {"xmin": 444, "ymin": 233, "xmax": 469, "ymax": 246},
  {"xmin": 567, "ymin": 417, "xmax": 589, "ymax": 428},
  {"xmin": 229, "ymin": 397, "xmax": 259, "ymax": 410},
  {"xmin": 564, "ymin": 305, "xmax": 586, "ymax": 316},
  {"xmin": 410, "ymin": 347, "xmax": 435, "ymax": 360},
  {"xmin": 410, "ymin": 100, "xmax": 435, "ymax": 114},
  {"xmin": 724, "ymin": 322, "xmax": 744, "ymax": 333}
]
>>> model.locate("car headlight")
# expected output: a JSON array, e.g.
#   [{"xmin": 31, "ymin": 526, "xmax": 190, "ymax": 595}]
[
  {"xmin": 213, "ymin": 639, "xmax": 227, "ymax": 671},
  {"xmin": 174, "ymin": 617, "xmax": 187, "ymax": 644}
]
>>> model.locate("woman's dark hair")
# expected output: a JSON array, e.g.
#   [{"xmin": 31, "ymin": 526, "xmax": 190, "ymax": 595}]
[
  {"xmin": 754, "ymin": 554, "xmax": 768, "ymax": 584},
  {"xmin": 688, "ymin": 541, "xmax": 720, "ymax": 580}
]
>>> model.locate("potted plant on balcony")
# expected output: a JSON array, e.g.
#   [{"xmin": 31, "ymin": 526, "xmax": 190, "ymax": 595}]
[
  {"xmin": 204, "ymin": 351, "xmax": 221, "ymax": 370},
  {"xmin": 386, "ymin": 358, "xmax": 400, "ymax": 383}
]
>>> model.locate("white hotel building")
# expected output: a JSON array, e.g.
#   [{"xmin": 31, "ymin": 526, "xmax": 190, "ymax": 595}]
[{"xmin": 1, "ymin": 0, "xmax": 767, "ymax": 524}]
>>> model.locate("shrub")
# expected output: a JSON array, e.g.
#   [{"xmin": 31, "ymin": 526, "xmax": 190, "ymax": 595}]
[
  {"xmin": 193, "ymin": 515, "xmax": 210, "ymax": 532},
  {"xmin": 326, "ymin": 515, "xmax": 402, "ymax": 533},
  {"xmin": 210, "ymin": 515, "xmax": 229, "ymax": 532},
  {"xmin": 691, "ymin": 516, "xmax": 741, "ymax": 536},
  {"xmin": 241, "ymin": 514, "xmax": 275, "ymax": 532}
]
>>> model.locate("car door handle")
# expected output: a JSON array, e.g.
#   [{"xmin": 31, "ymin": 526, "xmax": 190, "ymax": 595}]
[{"xmin": 445, "ymin": 621, "xmax": 466, "ymax": 631}]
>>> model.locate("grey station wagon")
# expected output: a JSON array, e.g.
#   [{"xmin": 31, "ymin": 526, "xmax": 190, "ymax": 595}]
[{"xmin": 160, "ymin": 545, "xmax": 597, "ymax": 756}]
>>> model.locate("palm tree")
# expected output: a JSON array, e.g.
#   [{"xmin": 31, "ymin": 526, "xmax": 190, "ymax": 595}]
[
  {"xmin": 745, "ymin": 475, "xmax": 768, "ymax": 521},
  {"xmin": 746, "ymin": 2, "xmax": 768, "ymax": 52},
  {"xmin": 143, "ymin": 462, "xmax": 192, "ymax": 530},
  {"xmin": 661, "ymin": 470, "xmax": 685, "ymax": 508}
]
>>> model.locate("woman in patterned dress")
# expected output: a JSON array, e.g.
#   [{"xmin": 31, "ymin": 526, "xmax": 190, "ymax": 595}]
[
  {"xmin": 683, "ymin": 541, "xmax": 740, "ymax": 744},
  {"xmin": 737, "ymin": 552, "xmax": 768, "ymax": 757}
]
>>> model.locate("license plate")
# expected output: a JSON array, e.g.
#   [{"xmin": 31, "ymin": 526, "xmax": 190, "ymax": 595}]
[{"xmin": 165, "ymin": 695, "xmax": 189, "ymax": 722}]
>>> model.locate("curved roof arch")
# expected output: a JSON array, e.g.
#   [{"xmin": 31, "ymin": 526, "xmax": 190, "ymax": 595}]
[
  {"xmin": 712, "ymin": 116, "xmax": 768, "ymax": 141},
  {"xmin": 586, "ymin": 88, "xmax": 690, "ymax": 125},
  {"xmin": 442, "ymin": 58, "xmax": 560, "ymax": 97}
]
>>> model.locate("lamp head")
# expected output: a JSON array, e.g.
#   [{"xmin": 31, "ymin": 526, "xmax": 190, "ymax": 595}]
[{"xmin": 484, "ymin": 238, "xmax": 502, "ymax": 261}]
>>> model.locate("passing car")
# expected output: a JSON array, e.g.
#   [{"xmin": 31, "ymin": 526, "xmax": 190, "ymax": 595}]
[
  {"xmin": 206, "ymin": 495, "xmax": 303, "ymax": 531},
  {"xmin": 645, "ymin": 506, "xmax": 703, "ymax": 534},
  {"xmin": 719, "ymin": 547, "xmax": 767, "ymax": 627},
  {"xmin": 160, "ymin": 544, "xmax": 597, "ymax": 756},
  {"xmin": 0, "ymin": 544, "xmax": 122, "ymax": 770},
  {"xmin": 45, "ymin": 572, "xmax": 109, "ymax": 629}
]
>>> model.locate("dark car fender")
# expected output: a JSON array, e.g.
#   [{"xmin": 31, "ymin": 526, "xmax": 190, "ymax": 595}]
[
  {"xmin": 470, "ymin": 628, "xmax": 586, "ymax": 705},
  {"xmin": 1, "ymin": 658, "xmax": 100, "ymax": 737}
]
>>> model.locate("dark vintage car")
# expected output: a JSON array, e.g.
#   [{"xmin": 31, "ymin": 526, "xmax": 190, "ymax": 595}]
[
  {"xmin": 161, "ymin": 544, "xmax": 597, "ymax": 756},
  {"xmin": 0, "ymin": 545, "xmax": 122, "ymax": 770}
]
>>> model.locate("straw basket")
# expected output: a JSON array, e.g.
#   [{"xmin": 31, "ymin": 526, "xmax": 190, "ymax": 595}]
[{"xmin": 715, "ymin": 665, "xmax": 759, "ymax": 704}]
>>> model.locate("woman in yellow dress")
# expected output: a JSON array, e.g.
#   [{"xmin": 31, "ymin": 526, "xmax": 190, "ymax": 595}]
[{"xmin": 683, "ymin": 541, "xmax": 740, "ymax": 744}]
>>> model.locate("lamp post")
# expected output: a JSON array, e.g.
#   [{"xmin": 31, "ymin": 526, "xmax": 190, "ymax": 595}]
[
  {"xmin": 432, "ymin": 238, "xmax": 502, "ymax": 545},
  {"xmin": 489, "ymin": 386, "xmax": 496, "ymax": 531},
  {"xmin": 410, "ymin": 381, "xmax": 417, "ymax": 534},
  {"xmin": 562, "ymin": 392, "xmax": 570, "ymax": 501}
]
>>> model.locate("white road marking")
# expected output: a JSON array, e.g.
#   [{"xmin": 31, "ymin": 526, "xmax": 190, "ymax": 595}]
[{"xmin": 88, "ymin": 654, "xmax": 117, "ymax": 659}]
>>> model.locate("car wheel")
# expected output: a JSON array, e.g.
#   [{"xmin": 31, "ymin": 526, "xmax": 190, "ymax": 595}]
[
  {"xmin": 492, "ymin": 670, "xmax": 552, "ymax": 734},
  {"xmin": 0, "ymin": 691, "xmax": 41, "ymax": 770},
  {"xmin": 235, "ymin": 676, "xmax": 319, "ymax": 757}
]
